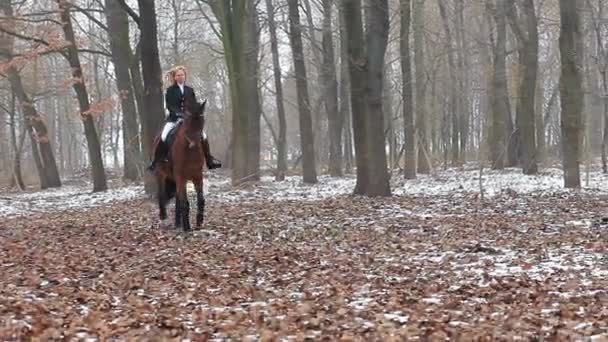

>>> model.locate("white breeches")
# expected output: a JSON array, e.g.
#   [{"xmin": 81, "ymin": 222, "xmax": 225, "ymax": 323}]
[
  {"xmin": 161, "ymin": 120, "xmax": 207, "ymax": 142},
  {"xmin": 161, "ymin": 120, "xmax": 180, "ymax": 141}
]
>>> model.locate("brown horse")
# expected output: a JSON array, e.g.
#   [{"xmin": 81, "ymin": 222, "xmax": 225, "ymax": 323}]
[{"xmin": 153, "ymin": 100, "xmax": 207, "ymax": 231}]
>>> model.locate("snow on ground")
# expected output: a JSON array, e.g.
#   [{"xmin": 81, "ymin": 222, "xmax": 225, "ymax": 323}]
[
  {"xmin": 393, "ymin": 166, "xmax": 608, "ymax": 197},
  {"xmin": 3, "ymin": 165, "xmax": 608, "ymax": 217},
  {"xmin": 0, "ymin": 185, "xmax": 143, "ymax": 218},
  {"xmin": 207, "ymin": 165, "xmax": 608, "ymax": 202}
]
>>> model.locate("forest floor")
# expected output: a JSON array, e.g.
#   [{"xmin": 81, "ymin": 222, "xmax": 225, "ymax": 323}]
[{"xmin": 1, "ymin": 165, "xmax": 607, "ymax": 340}]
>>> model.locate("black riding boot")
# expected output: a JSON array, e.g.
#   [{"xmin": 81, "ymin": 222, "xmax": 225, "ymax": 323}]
[
  {"xmin": 201, "ymin": 137, "xmax": 222, "ymax": 170},
  {"xmin": 147, "ymin": 140, "xmax": 169, "ymax": 172}
]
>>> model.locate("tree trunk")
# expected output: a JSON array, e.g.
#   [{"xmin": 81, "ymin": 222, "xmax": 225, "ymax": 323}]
[
  {"xmin": 8, "ymin": 71, "xmax": 63, "ymax": 189},
  {"xmin": 456, "ymin": 0, "xmax": 469, "ymax": 164},
  {"xmin": 242, "ymin": 3, "xmax": 262, "ymax": 182},
  {"xmin": 535, "ymin": 77, "xmax": 545, "ymax": 164},
  {"xmin": 105, "ymin": 0, "xmax": 141, "ymax": 181},
  {"xmin": 401, "ymin": 0, "xmax": 415, "ymax": 179},
  {"xmin": 138, "ymin": 0, "xmax": 166, "ymax": 158},
  {"xmin": 603, "ymin": 69, "xmax": 608, "ymax": 173},
  {"xmin": 303, "ymin": 0, "xmax": 325, "ymax": 172},
  {"xmin": 8, "ymin": 91, "xmax": 25, "ymax": 189},
  {"xmin": 265, "ymin": 0, "xmax": 288, "ymax": 181},
  {"xmin": 93, "ymin": 55, "xmax": 105, "ymax": 152},
  {"xmin": 136, "ymin": 0, "xmax": 166, "ymax": 194},
  {"xmin": 507, "ymin": 0, "xmax": 538, "ymax": 174},
  {"xmin": 343, "ymin": 0, "xmax": 391, "ymax": 196},
  {"xmin": 437, "ymin": 1, "xmax": 459, "ymax": 166},
  {"xmin": 210, "ymin": 0, "xmax": 261, "ymax": 185},
  {"xmin": 339, "ymin": 2, "xmax": 353, "ymax": 173},
  {"xmin": 57, "ymin": 0, "xmax": 106, "ymax": 191},
  {"xmin": 592, "ymin": 0, "xmax": 608, "ymax": 173},
  {"xmin": 413, "ymin": 0, "xmax": 429, "ymax": 173},
  {"xmin": 344, "ymin": 0, "xmax": 369, "ymax": 191},
  {"xmin": 322, "ymin": 0, "xmax": 343, "ymax": 177},
  {"xmin": 487, "ymin": 0, "xmax": 510, "ymax": 169},
  {"xmin": 364, "ymin": 0, "xmax": 391, "ymax": 195},
  {"xmin": 130, "ymin": 43, "xmax": 146, "ymax": 153},
  {"xmin": 559, "ymin": 0, "xmax": 583, "ymax": 188},
  {"xmin": 288, "ymin": 0, "xmax": 317, "ymax": 184},
  {"xmin": 383, "ymin": 66, "xmax": 396, "ymax": 170},
  {"xmin": 170, "ymin": 0, "xmax": 182, "ymax": 64}
]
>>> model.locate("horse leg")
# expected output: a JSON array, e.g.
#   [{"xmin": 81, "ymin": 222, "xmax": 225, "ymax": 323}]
[
  {"xmin": 157, "ymin": 175, "xmax": 167, "ymax": 220},
  {"xmin": 193, "ymin": 175, "xmax": 205, "ymax": 229},
  {"xmin": 176, "ymin": 177, "xmax": 190, "ymax": 231},
  {"xmin": 174, "ymin": 196, "xmax": 181, "ymax": 228}
]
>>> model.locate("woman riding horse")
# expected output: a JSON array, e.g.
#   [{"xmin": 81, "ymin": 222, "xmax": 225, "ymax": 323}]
[{"xmin": 147, "ymin": 65, "xmax": 221, "ymax": 172}]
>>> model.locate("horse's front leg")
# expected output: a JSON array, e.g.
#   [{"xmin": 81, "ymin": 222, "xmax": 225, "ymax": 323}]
[
  {"xmin": 193, "ymin": 175, "xmax": 205, "ymax": 229},
  {"xmin": 175, "ymin": 177, "xmax": 190, "ymax": 232}
]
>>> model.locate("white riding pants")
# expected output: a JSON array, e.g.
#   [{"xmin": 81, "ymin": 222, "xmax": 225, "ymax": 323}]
[{"xmin": 161, "ymin": 119, "xmax": 207, "ymax": 141}]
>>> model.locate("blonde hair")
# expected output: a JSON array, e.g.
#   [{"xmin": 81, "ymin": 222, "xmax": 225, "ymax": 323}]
[{"xmin": 165, "ymin": 65, "xmax": 187, "ymax": 88}]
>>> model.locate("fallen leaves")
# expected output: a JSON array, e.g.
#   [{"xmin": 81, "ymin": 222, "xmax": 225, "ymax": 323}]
[{"xmin": 1, "ymin": 179, "xmax": 607, "ymax": 340}]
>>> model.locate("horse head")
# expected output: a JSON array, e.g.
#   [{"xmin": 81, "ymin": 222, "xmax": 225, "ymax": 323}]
[{"xmin": 182, "ymin": 99, "xmax": 206, "ymax": 147}]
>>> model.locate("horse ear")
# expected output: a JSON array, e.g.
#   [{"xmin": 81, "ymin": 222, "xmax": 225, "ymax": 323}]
[{"xmin": 202, "ymin": 99, "xmax": 207, "ymax": 111}]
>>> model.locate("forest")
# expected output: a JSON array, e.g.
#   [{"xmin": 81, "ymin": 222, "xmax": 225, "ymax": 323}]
[{"xmin": 0, "ymin": 0, "xmax": 607, "ymax": 339}]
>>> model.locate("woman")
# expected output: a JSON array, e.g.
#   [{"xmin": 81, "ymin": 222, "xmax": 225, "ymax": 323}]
[{"xmin": 148, "ymin": 65, "xmax": 222, "ymax": 171}]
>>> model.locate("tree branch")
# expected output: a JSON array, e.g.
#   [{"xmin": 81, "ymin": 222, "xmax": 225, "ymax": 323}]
[
  {"xmin": 0, "ymin": 25, "xmax": 53, "ymax": 48},
  {"xmin": 505, "ymin": 0, "xmax": 526, "ymax": 44},
  {"xmin": 77, "ymin": 48, "xmax": 112, "ymax": 58},
  {"xmin": 71, "ymin": 4, "xmax": 108, "ymax": 31},
  {"xmin": 0, "ymin": 15, "xmax": 61, "ymax": 25},
  {"xmin": 116, "ymin": 0, "xmax": 141, "ymax": 28},
  {"xmin": 194, "ymin": 0, "xmax": 223, "ymax": 41}
]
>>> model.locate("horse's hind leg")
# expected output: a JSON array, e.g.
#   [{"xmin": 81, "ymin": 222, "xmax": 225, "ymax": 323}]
[
  {"xmin": 174, "ymin": 196, "xmax": 182, "ymax": 228},
  {"xmin": 157, "ymin": 176, "xmax": 167, "ymax": 220},
  {"xmin": 193, "ymin": 175, "xmax": 205, "ymax": 229}
]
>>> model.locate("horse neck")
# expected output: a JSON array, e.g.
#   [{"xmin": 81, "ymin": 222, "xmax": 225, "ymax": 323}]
[{"xmin": 178, "ymin": 118, "xmax": 203, "ymax": 141}]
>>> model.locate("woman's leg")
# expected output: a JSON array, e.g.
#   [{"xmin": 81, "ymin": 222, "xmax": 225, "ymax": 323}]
[
  {"xmin": 201, "ymin": 130, "xmax": 221, "ymax": 169},
  {"xmin": 147, "ymin": 122, "xmax": 174, "ymax": 171}
]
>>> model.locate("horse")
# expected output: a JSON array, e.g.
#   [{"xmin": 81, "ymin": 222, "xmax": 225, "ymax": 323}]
[{"xmin": 152, "ymin": 100, "xmax": 207, "ymax": 231}]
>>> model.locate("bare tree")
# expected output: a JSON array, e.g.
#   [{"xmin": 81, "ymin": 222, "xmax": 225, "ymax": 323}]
[
  {"xmin": 105, "ymin": 0, "xmax": 141, "ymax": 181},
  {"xmin": 56, "ymin": 0, "xmax": 106, "ymax": 191},
  {"xmin": 401, "ymin": 0, "xmax": 415, "ymax": 179},
  {"xmin": 0, "ymin": 0, "xmax": 62, "ymax": 189},
  {"xmin": 208, "ymin": 0, "xmax": 262, "ymax": 185},
  {"xmin": 322, "ymin": 0, "xmax": 343, "ymax": 177},
  {"xmin": 343, "ymin": 0, "xmax": 391, "ymax": 196},
  {"xmin": 338, "ymin": 2, "xmax": 353, "ymax": 174},
  {"xmin": 136, "ymin": 0, "xmax": 166, "ymax": 171},
  {"xmin": 486, "ymin": 0, "xmax": 511, "ymax": 169},
  {"xmin": 413, "ymin": 0, "xmax": 430, "ymax": 174},
  {"xmin": 265, "ymin": 0, "xmax": 288, "ymax": 181},
  {"xmin": 288, "ymin": 0, "xmax": 317, "ymax": 184},
  {"xmin": 507, "ymin": 0, "xmax": 539, "ymax": 175},
  {"xmin": 559, "ymin": 0, "xmax": 584, "ymax": 188},
  {"xmin": 437, "ymin": 1, "xmax": 460, "ymax": 166}
]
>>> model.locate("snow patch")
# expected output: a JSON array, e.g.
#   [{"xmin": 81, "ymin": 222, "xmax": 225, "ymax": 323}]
[{"xmin": 0, "ymin": 185, "xmax": 144, "ymax": 218}]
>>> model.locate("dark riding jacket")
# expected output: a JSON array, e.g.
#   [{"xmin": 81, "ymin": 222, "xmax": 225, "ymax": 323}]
[{"xmin": 165, "ymin": 83, "xmax": 197, "ymax": 122}]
